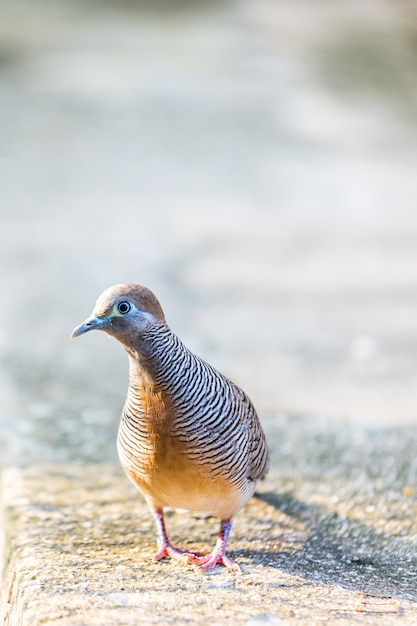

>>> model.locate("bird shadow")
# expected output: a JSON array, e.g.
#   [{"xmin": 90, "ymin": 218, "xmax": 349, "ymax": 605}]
[{"xmin": 236, "ymin": 489, "xmax": 417, "ymax": 603}]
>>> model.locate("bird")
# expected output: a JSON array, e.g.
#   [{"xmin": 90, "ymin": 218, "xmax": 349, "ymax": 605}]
[{"xmin": 72, "ymin": 283, "xmax": 269, "ymax": 571}]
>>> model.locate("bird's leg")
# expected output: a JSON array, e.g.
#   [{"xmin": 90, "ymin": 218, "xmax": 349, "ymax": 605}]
[
  {"xmin": 151, "ymin": 508, "xmax": 204, "ymax": 564},
  {"xmin": 190, "ymin": 519, "xmax": 240, "ymax": 572}
]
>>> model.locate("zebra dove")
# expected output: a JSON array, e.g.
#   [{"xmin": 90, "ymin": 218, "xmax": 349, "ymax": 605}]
[{"xmin": 72, "ymin": 284, "xmax": 269, "ymax": 571}]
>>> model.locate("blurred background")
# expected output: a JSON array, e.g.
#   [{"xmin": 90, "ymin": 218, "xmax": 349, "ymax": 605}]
[{"xmin": 1, "ymin": 0, "xmax": 417, "ymax": 465}]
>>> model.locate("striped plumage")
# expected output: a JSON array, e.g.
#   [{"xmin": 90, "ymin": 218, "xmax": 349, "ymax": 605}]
[{"xmin": 72, "ymin": 283, "xmax": 269, "ymax": 571}]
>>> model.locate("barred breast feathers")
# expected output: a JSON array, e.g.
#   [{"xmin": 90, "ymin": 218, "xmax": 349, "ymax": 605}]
[{"xmin": 118, "ymin": 324, "xmax": 269, "ymax": 490}]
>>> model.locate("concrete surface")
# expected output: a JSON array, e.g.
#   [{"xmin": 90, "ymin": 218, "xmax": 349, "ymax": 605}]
[
  {"xmin": 2, "ymin": 424, "xmax": 417, "ymax": 624},
  {"xmin": 1, "ymin": 0, "xmax": 417, "ymax": 623}
]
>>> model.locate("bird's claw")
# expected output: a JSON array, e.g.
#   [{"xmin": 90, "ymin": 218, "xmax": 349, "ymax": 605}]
[
  {"xmin": 190, "ymin": 552, "xmax": 241, "ymax": 572},
  {"xmin": 153, "ymin": 544, "xmax": 206, "ymax": 564}
]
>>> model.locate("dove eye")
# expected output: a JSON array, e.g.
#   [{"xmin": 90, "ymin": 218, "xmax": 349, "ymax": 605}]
[{"xmin": 117, "ymin": 301, "xmax": 131, "ymax": 315}]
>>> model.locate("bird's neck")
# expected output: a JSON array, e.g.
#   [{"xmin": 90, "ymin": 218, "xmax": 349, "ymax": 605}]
[
  {"xmin": 122, "ymin": 325, "xmax": 188, "ymax": 431},
  {"xmin": 124, "ymin": 324, "xmax": 187, "ymax": 394}
]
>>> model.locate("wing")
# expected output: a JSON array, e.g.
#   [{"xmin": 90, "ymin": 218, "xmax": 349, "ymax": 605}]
[{"xmin": 229, "ymin": 381, "xmax": 270, "ymax": 482}]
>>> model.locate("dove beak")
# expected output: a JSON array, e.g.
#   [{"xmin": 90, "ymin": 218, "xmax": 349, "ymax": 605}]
[{"xmin": 71, "ymin": 315, "xmax": 109, "ymax": 338}]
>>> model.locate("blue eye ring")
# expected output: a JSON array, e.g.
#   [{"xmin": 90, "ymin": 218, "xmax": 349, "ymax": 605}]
[{"xmin": 117, "ymin": 301, "xmax": 131, "ymax": 315}]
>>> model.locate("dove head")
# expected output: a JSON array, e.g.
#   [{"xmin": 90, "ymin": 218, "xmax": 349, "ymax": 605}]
[{"xmin": 71, "ymin": 284, "xmax": 166, "ymax": 344}]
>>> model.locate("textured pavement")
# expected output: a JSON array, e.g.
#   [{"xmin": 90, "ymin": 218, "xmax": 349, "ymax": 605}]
[
  {"xmin": 2, "ymin": 438, "xmax": 417, "ymax": 625},
  {"xmin": 1, "ymin": 1, "xmax": 417, "ymax": 623}
]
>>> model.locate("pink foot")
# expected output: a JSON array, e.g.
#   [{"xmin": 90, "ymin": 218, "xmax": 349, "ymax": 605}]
[
  {"xmin": 191, "ymin": 551, "xmax": 240, "ymax": 572},
  {"xmin": 151, "ymin": 508, "xmax": 206, "ymax": 565},
  {"xmin": 190, "ymin": 519, "xmax": 240, "ymax": 572},
  {"xmin": 154, "ymin": 543, "xmax": 207, "ymax": 564},
  {"xmin": 151, "ymin": 510, "xmax": 239, "ymax": 571}
]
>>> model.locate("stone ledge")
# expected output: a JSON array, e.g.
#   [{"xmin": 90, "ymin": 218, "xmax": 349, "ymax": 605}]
[{"xmin": 2, "ymin": 463, "xmax": 417, "ymax": 625}]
